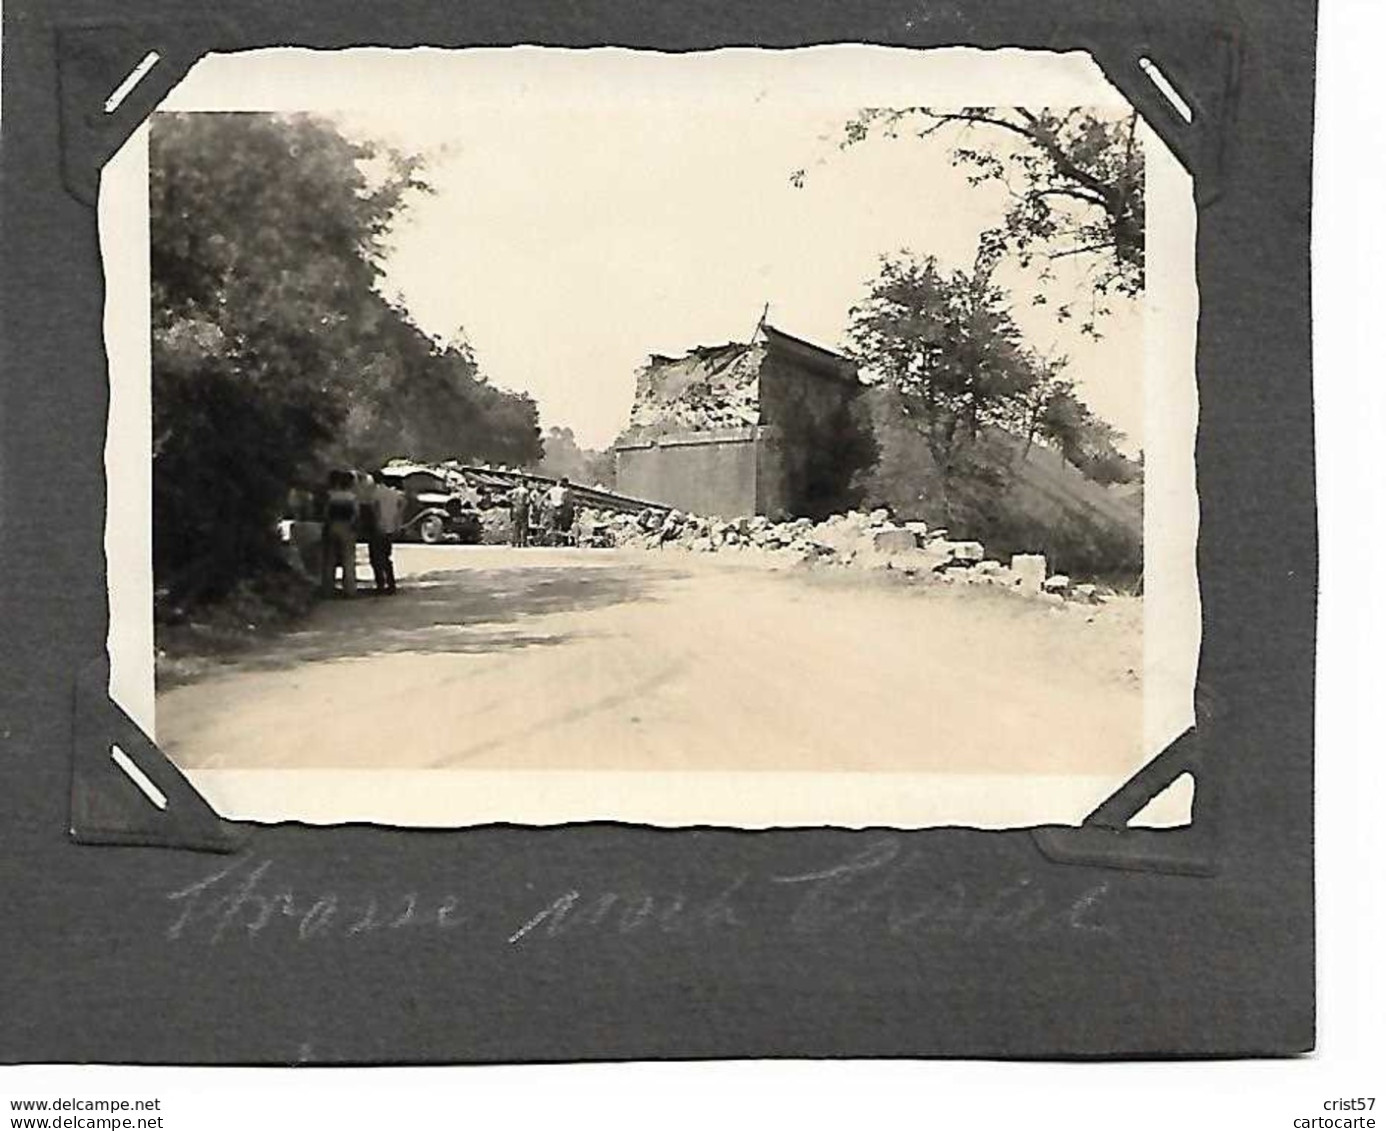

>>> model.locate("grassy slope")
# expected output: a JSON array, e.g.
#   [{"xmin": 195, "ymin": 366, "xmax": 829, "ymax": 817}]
[
  {"xmin": 983, "ymin": 430, "xmax": 1143, "ymax": 578},
  {"xmin": 856, "ymin": 388, "xmax": 1142, "ymax": 579}
]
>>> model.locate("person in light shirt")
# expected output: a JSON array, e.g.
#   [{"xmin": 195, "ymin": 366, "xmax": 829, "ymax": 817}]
[
  {"xmin": 546, "ymin": 477, "xmax": 576, "ymax": 544},
  {"xmin": 369, "ymin": 473, "xmax": 405, "ymax": 594}
]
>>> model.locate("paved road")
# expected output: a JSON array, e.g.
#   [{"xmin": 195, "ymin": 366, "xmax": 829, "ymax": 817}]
[{"xmin": 158, "ymin": 544, "xmax": 1143, "ymax": 779}]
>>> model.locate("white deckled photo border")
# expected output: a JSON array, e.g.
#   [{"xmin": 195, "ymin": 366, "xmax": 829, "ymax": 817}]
[{"xmin": 102, "ymin": 45, "xmax": 1200, "ymax": 829}]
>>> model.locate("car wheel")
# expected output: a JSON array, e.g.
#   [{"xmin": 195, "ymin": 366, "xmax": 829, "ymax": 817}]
[{"xmin": 418, "ymin": 515, "xmax": 445, "ymax": 544}]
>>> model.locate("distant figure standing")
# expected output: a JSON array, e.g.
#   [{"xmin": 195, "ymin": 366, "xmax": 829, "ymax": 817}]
[
  {"xmin": 361, "ymin": 472, "xmax": 403, "ymax": 594},
  {"xmin": 507, "ymin": 479, "xmax": 532, "ymax": 547},
  {"xmin": 530, "ymin": 481, "xmax": 552, "ymax": 546},
  {"xmin": 547, "ymin": 477, "xmax": 576, "ymax": 544},
  {"xmin": 320, "ymin": 470, "xmax": 359, "ymax": 598},
  {"xmin": 374, "ymin": 474, "xmax": 401, "ymax": 593},
  {"xmin": 354, "ymin": 473, "xmax": 382, "ymax": 593}
]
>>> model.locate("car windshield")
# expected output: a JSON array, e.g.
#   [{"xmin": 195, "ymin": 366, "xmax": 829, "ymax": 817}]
[{"xmin": 399, "ymin": 472, "xmax": 446, "ymax": 494}]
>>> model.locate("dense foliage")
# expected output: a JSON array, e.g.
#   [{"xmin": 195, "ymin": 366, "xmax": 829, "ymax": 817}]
[
  {"xmin": 533, "ymin": 427, "xmax": 616, "ymax": 487},
  {"xmin": 848, "ymin": 251, "xmax": 1137, "ymax": 478},
  {"xmin": 150, "ymin": 112, "xmax": 541, "ymax": 608},
  {"xmin": 846, "ymin": 252, "xmax": 1034, "ymax": 469}
]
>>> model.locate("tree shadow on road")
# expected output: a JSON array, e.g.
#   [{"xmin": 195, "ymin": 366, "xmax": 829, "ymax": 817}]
[{"xmin": 161, "ymin": 564, "xmax": 683, "ymax": 686}]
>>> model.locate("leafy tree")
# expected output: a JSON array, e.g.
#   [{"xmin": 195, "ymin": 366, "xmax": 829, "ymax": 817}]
[
  {"xmin": 1081, "ymin": 446, "xmax": 1142, "ymax": 488},
  {"xmin": 1034, "ymin": 386, "xmax": 1090, "ymax": 464},
  {"xmin": 332, "ymin": 322, "xmax": 541, "ymax": 470},
  {"xmin": 584, "ymin": 447, "xmax": 617, "ymax": 488},
  {"xmin": 998, "ymin": 374, "xmax": 1139, "ymax": 486},
  {"xmin": 845, "ymin": 251, "xmax": 1035, "ymax": 469},
  {"xmin": 533, "ymin": 427, "xmax": 615, "ymax": 486},
  {"xmin": 846, "ymin": 250, "xmax": 1139, "ymax": 567},
  {"xmin": 795, "ymin": 106, "xmax": 1144, "ymax": 329},
  {"xmin": 1002, "ymin": 351, "xmax": 1073, "ymax": 462},
  {"xmin": 150, "ymin": 112, "xmax": 540, "ymax": 608},
  {"xmin": 535, "ymin": 426, "xmax": 585, "ymax": 480},
  {"xmin": 1037, "ymin": 393, "xmax": 1140, "ymax": 485}
]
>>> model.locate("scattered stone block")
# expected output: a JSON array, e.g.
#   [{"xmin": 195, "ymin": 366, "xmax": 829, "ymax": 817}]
[
  {"xmin": 1010, "ymin": 553, "xmax": 1047, "ymax": 596},
  {"xmin": 888, "ymin": 550, "xmax": 940, "ymax": 576},
  {"xmin": 873, "ymin": 528, "xmax": 920, "ymax": 553},
  {"xmin": 813, "ymin": 521, "xmax": 868, "ymax": 555},
  {"xmin": 928, "ymin": 540, "xmax": 984, "ymax": 567},
  {"xmin": 1042, "ymin": 574, "xmax": 1071, "ymax": 594}
]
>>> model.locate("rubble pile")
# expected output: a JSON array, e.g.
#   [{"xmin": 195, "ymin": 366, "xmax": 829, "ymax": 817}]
[
  {"xmin": 478, "ymin": 507, "xmax": 513, "ymax": 545},
  {"xmin": 626, "ymin": 343, "xmax": 764, "ymax": 434},
  {"xmin": 576, "ymin": 507, "xmax": 1108, "ymax": 604}
]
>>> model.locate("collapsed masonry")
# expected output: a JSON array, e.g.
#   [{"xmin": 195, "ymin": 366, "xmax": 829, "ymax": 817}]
[
  {"xmin": 613, "ymin": 323, "xmax": 863, "ymax": 521},
  {"xmin": 575, "ymin": 506, "xmax": 1105, "ymax": 604}
]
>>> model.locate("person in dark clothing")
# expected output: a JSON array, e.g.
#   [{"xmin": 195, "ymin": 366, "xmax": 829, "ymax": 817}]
[
  {"xmin": 354, "ymin": 473, "xmax": 391, "ymax": 595},
  {"xmin": 548, "ymin": 477, "xmax": 577, "ymax": 544},
  {"xmin": 320, "ymin": 469, "xmax": 359, "ymax": 597},
  {"xmin": 507, "ymin": 480, "xmax": 532, "ymax": 547},
  {"xmin": 530, "ymin": 482, "xmax": 551, "ymax": 546}
]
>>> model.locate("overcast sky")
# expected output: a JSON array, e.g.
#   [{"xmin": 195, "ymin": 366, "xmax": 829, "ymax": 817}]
[
  {"xmin": 167, "ymin": 48, "xmax": 1146, "ymax": 452},
  {"xmin": 341, "ymin": 106, "xmax": 1141, "ymax": 452}
]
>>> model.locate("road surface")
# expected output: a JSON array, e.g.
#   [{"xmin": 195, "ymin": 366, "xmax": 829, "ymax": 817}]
[{"xmin": 157, "ymin": 544, "xmax": 1143, "ymax": 778}]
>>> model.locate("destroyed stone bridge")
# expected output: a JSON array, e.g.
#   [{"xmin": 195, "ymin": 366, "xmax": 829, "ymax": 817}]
[{"xmin": 613, "ymin": 322, "xmax": 864, "ymax": 521}]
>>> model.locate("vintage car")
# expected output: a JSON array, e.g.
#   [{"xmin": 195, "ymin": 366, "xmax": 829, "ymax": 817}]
[{"xmin": 375, "ymin": 464, "xmax": 482, "ymax": 544}]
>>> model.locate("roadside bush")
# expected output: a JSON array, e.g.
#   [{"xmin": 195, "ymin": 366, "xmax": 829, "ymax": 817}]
[{"xmin": 150, "ymin": 112, "xmax": 541, "ymax": 616}]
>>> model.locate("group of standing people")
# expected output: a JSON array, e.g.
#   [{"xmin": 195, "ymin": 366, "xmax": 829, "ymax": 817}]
[
  {"xmin": 506, "ymin": 477, "xmax": 576, "ymax": 547},
  {"xmin": 316, "ymin": 471, "xmax": 578, "ymax": 598},
  {"xmin": 320, "ymin": 470, "xmax": 405, "ymax": 598}
]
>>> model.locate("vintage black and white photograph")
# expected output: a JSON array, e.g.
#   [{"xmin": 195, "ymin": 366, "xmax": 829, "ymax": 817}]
[{"xmin": 100, "ymin": 47, "xmax": 1199, "ymax": 826}]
